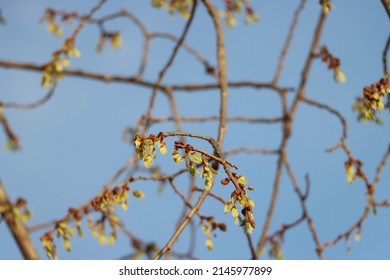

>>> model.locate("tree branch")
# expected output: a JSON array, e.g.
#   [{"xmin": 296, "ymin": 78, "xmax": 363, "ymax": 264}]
[
  {"xmin": 0, "ymin": 181, "xmax": 40, "ymax": 259},
  {"xmin": 202, "ymin": 0, "xmax": 229, "ymax": 149},
  {"xmin": 272, "ymin": 0, "xmax": 307, "ymax": 84},
  {"xmin": 142, "ymin": 0, "xmax": 198, "ymax": 133},
  {"xmin": 256, "ymin": 9, "xmax": 328, "ymax": 258}
]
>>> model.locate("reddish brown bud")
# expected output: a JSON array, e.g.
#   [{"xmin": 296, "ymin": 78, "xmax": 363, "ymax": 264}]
[
  {"xmin": 221, "ymin": 178, "xmax": 230, "ymax": 186},
  {"xmin": 15, "ymin": 197, "xmax": 27, "ymax": 207},
  {"xmin": 218, "ymin": 223, "xmax": 227, "ymax": 232}
]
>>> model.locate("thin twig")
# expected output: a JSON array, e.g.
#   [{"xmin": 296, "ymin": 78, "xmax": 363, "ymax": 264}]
[
  {"xmin": 383, "ymin": 33, "xmax": 390, "ymax": 75},
  {"xmin": 283, "ymin": 160, "xmax": 323, "ymax": 259},
  {"xmin": 102, "ymin": 154, "xmax": 138, "ymax": 190},
  {"xmin": 147, "ymin": 115, "xmax": 284, "ymax": 124},
  {"xmin": 28, "ymin": 220, "xmax": 56, "ymax": 233},
  {"xmin": 272, "ymin": 0, "xmax": 307, "ymax": 84},
  {"xmin": 142, "ymin": 1, "xmax": 198, "ymax": 133},
  {"xmin": 371, "ymin": 144, "xmax": 390, "ymax": 191},
  {"xmin": 1, "ymin": 83, "xmax": 57, "ymax": 110},
  {"xmin": 0, "ymin": 108, "xmax": 20, "ymax": 149},
  {"xmin": 164, "ymin": 91, "xmax": 184, "ymax": 137},
  {"xmin": 301, "ymin": 96, "xmax": 348, "ymax": 142},
  {"xmin": 168, "ymin": 179, "xmax": 205, "ymax": 219},
  {"xmin": 375, "ymin": 200, "xmax": 390, "ymax": 207},
  {"xmin": 321, "ymin": 203, "xmax": 370, "ymax": 251},
  {"xmin": 191, "ymin": 187, "xmax": 257, "ymax": 259},
  {"xmin": 152, "ymin": 32, "xmax": 214, "ymax": 73},
  {"xmin": 68, "ymin": 0, "xmax": 107, "ymax": 41},
  {"xmin": 224, "ymin": 147, "xmax": 280, "ymax": 156}
]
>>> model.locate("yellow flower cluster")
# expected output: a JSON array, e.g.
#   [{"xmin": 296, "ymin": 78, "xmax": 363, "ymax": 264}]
[
  {"xmin": 344, "ymin": 158, "xmax": 364, "ymax": 184},
  {"xmin": 41, "ymin": 39, "xmax": 81, "ymax": 87},
  {"xmin": 96, "ymin": 32, "xmax": 123, "ymax": 52},
  {"xmin": 353, "ymin": 74, "xmax": 390, "ymax": 124},
  {"xmin": 0, "ymin": 197, "xmax": 32, "ymax": 224},
  {"xmin": 201, "ymin": 217, "xmax": 227, "ymax": 251},
  {"xmin": 42, "ymin": 9, "xmax": 63, "ymax": 37},
  {"xmin": 220, "ymin": 0, "xmax": 260, "ymax": 27},
  {"xmin": 320, "ymin": 46, "xmax": 347, "ymax": 84},
  {"xmin": 171, "ymin": 140, "xmax": 218, "ymax": 190},
  {"xmin": 269, "ymin": 241, "xmax": 284, "ymax": 260},
  {"xmin": 40, "ymin": 183, "xmax": 137, "ymax": 259},
  {"xmin": 134, "ymin": 133, "xmax": 167, "ymax": 168},
  {"xmin": 150, "ymin": 0, "xmax": 259, "ymax": 26},
  {"xmin": 223, "ymin": 173, "xmax": 255, "ymax": 234},
  {"xmin": 151, "ymin": 0, "xmax": 193, "ymax": 19}
]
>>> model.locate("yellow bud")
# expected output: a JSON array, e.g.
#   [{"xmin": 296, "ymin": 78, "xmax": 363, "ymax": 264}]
[
  {"xmin": 346, "ymin": 165, "xmax": 355, "ymax": 184},
  {"xmin": 110, "ymin": 33, "xmax": 122, "ymax": 49},
  {"xmin": 63, "ymin": 239, "xmax": 71, "ymax": 252},
  {"xmin": 334, "ymin": 68, "xmax": 346, "ymax": 83},
  {"xmin": 54, "ymin": 27, "xmax": 63, "ymax": 37},
  {"xmin": 226, "ymin": 15, "xmax": 237, "ymax": 27},
  {"xmin": 98, "ymin": 233, "xmax": 106, "ymax": 244},
  {"xmin": 107, "ymin": 234, "xmax": 116, "ymax": 245},
  {"xmin": 205, "ymin": 237, "xmax": 213, "ymax": 251},
  {"xmin": 354, "ymin": 233, "xmax": 361, "ymax": 241},
  {"xmin": 143, "ymin": 155, "xmax": 153, "ymax": 168},
  {"xmin": 204, "ymin": 178, "xmax": 213, "ymax": 190},
  {"xmin": 133, "ymin": 190, "xmax": 145, "ymax": 199},
  {"xmin": 159, "ymin": 143, "xmax": 167, "ymax": 154}
]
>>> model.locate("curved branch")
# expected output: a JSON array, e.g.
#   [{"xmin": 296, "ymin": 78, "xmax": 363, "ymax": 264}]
[
  {"xmin": 301, "ymin": 96, "xmax": 347, "ymax": 143},
  {"xmin": 151, "ymin": 32, "xmax": 214, "ymax": 74},
  {"xmin": 0, "ymin": 84, "xmax": 57, "ymax": 110},
  {"xmin": 273, "ymin": 0, "xmax": 307, "ymax": 84},
  {"xmin": 0, "ymin": 108, "xmax": 20, "ymax": 149},
  {"xmin": 383, "ymin": 33, "xmax": 390, "ymax": 75}
]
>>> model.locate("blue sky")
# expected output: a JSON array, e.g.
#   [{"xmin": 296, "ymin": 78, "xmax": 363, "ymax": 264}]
[{"xmin": 0, "ymin": 1, "xmax": 389, "ymax": 260}]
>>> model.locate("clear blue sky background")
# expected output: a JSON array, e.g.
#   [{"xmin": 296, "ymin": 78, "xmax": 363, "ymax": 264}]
[{"xmin": 0, "ymin": 1, "xmax": 389, "ymax": 260}]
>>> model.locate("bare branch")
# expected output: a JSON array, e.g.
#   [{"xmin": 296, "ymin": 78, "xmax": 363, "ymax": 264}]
[
  {"xmin": 224, "ymin": 147, "xmax": 280, "ymax": 156},
  {"xmin": 142, "ymin": 1, "xmax": 198, "ymax": 133},
  {"xmin": 202, "ymin": 0, "xmax": 229, "ymax": 149},
  {"xmin": 153, "ymin": 189, "xmax": 209, "ymax": 259},
  {"xmin": 372, "ymin": 144, "xmax": 390, "ymax": 190},
  {"xmin": 381, "ymin": 0, "xmax": 390, "ymax": 18},
  {"xmin": 0, "ymin": 84, "xmax": 57, "ymax": 110},
  {"xmin": 0, "ymin": 59, "xmax": 290, "ymax": 93},
  {"xmin": 256, "ymin": 9, "xmax": 329, "ymax": 258},
  {"xmin": 383, "ymin": 33, "xmax": 390, "ymax": 75},
  {"xmin": 0, "ymin": 108, "xmax": 20, "ymax": 150},
  {"xmin": 147, "ymin": 115, "xmax": 284, "ymax": 124},
  {"xmin": 301, "ymin": 96, "xmax": 348, "ymax": 142},
  {"xmin": 273, "ymin": 0, "xmax": 307, "ymax": 84},
  {"xmin": 0, "ymin": 181, "xmax": 40, "ymax": 259}
]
